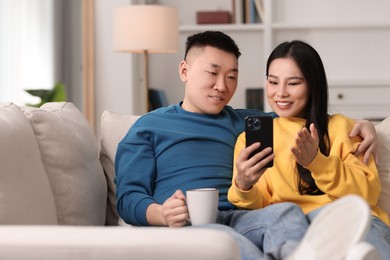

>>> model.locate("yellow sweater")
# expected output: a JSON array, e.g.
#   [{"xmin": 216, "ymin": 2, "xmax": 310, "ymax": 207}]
[{"xmin": 228, "ymin": 114, "xmax": 390, "ymax": 226}]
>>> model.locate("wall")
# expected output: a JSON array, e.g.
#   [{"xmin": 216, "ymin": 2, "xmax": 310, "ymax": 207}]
[
  {"xmin": 94, "ymin": 0, "xmax": 144, "ymax": 134},
  {"xmin": 94, "ymin": 0, "xmax": 390, "ymax": 125},
  {"xmin": 151, "ymin": 0, "xmax": 390, "ymax": 115}
]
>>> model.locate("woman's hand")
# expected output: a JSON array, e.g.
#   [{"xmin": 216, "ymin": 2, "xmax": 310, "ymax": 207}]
[
  {"xmin": 291, "ymin": 123, "xmax": 319, "ymax": 167},
  {"xmin": 235, "ymin": 142, "xmax": 274, "ymax": 191}
]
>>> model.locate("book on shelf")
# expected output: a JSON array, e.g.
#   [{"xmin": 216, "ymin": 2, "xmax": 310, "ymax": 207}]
[
  {"xmin": 149, "ymin": 88, "xmax": 168, "ymax": 110},
  {"xmin": 196, "ymin": 11, "xmax": 232, "ymax": 24},
  {"xmin": 232, "ymin": 0, "xmax": 238, "ymax": 23},
  {"xmin": 246, "ymin": 88, "xmax": 264, "ymax": 111},
  {"xmin": 253, "ymin": 0, "xmax": 265, "ymax": 23},
  {"xmin": 242, "ymin": 0, "xmax": 264, "ymax": 24},
  {"xmin": 244, "ymin": 0, "xmax": 252, "ymax": 23},
  {"xmin": 233, "ymin": 0, "xmax": 243, "ymax": 24}
]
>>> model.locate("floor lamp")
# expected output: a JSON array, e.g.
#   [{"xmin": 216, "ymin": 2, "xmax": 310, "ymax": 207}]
[{"xmin": 113, "ymin": 5, "xmax": 178, "ymax": 113}]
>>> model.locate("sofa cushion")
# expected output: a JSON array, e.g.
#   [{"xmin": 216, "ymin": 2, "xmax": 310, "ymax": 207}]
[
  {"xmin": 22, "ymin": 102, "xmax": 107, "ymax": 225},
  {"xmin": 375, "ymin": 117, "xmax": 390, "ymax": 215},
  {"xmin": 100, "ymin": 110, "xmax": 140, "ymax": 225},
  {"xmin": 0, "ymin": 226, "xmax": 240, "ymax": 260},
  {"xmin": 0, "ymin": 103, "xmax": 57, "ymax": 224}
]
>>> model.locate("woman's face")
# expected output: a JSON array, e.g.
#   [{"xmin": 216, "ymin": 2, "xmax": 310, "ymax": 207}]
[{"xmin": 265, "ymin": 57, "xmax": 309, "ymax": 118}]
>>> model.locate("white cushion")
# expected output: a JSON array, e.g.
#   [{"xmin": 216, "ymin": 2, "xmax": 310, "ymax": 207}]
[
  {"xmin": 99, "ymin": 110, "xmax": 140, "ymax": 225},
  {"xmin": 375, "ymin": 117, "xmax": 390, "ymax": 215},
  {"xmin": 22, "ymin": 102, "xmax": 107, "ymax": 225},
  {"xmin": 0, "ymin": 103, "xmax": 57, "ymax": 224},
  {"xmin": 0, "ymin": 226, "xmax": 240, "ymax": 260}
]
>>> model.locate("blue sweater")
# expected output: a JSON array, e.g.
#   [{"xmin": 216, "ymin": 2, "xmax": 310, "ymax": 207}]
[{"xmin": 115, "ymin": 102, "xmax": 273, "ymax": 226}]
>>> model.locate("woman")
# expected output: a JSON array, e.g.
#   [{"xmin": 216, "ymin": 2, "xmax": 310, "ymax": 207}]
[{"xmin": 228, "ymin": 40, "xmax": 390, "ymax": 258}]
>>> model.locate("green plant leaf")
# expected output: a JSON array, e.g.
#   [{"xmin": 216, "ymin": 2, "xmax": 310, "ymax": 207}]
[
  {"xmin": 24, "ymin": 82, "xmax": 67, "ymax": 107},
  {"xmin": 50, "ymin": 82, "xmax": 67, "ymax": 102},
  {"xmin": 24, "ymin": 89, "xmax": 51, "ymax": 99}
]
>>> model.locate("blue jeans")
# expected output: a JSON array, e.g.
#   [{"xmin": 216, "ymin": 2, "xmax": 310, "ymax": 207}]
[
  {"xmin": 216, "ymin": 202, "xmax": 307, "ymax": 259},
  {"xmin": 189, "ymin": 223, "xmax": 264, "ymax": 260},
  {"xmin": 307, "ymin": 206, "xmax": 390, "ymax": 259}
]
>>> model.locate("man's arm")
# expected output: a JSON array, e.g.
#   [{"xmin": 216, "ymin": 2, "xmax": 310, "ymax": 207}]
[
  {"xmin": 115, "ymin": 125, "xmax": 189, "ymax": 227},
  {"xmin": 115, "ymin": 125, "xmax": 159, "ymax": 226},
  {"xmin": 349, "ymin": 119, "xmax": 378, "ymax": 164}
]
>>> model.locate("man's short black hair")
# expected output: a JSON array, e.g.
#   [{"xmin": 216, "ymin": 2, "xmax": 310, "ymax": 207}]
[{"xmin": 184, "ymin": 31, "xmax": 241, "ymax": 60}]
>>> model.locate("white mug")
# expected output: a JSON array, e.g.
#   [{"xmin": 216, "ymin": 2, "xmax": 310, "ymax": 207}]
[{"xmin": 186, "ymin": 188, "xmax": 219, "ymax": 226}]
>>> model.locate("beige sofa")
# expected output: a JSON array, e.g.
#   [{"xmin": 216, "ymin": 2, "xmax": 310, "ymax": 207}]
[
  {"xmin": 0, "ymin": 102, "xmax": 240, "ymax": 260},
  {"xmin": 0, "ymin": 101, "xmax": 389, "ymax": 259}
]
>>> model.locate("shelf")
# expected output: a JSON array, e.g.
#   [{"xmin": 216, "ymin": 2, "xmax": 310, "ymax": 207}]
[
  {"xmin": 272, "ymin": 22, "xmax": 390, "ymax": 30},
  {"xmin": 179, "ymin": 23, "xmax": 264, "ymax": 33},
  {"xmin": 181, "ymin": 23, "xmax": 390, "ymax": 32},
  {"xmin": 328, "ymin": 80, "xmax": 390, "ymax": 88},
  {"xmin": 151, "ymin": 0, "xmax": 390, "ymax": 117}
]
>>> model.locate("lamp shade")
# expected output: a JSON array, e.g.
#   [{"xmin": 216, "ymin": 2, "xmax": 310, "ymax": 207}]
[{"xmin": 113, "ymin": 5, "xmax": 179, "ymax": 53}]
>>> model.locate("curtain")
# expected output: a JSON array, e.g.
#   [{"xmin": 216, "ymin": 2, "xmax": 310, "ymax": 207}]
[
  {"xmin": 0, "ymin": 0, "xmax": 95, "ymax": 130},
  {"xmin": 59, "ymin": 0, "xmax": 83, "ymax": 111},
  {"xmin": 0, "ymin": 0, "xmax": 56, "ymax": 105}
]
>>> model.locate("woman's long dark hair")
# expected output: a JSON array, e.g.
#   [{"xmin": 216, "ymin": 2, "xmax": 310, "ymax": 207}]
[{"xmin": 266, "ymin": 40, "xmax": 330, "ymax": 195}]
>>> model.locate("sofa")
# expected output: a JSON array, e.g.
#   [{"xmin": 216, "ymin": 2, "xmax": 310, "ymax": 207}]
[
  {"xmin": 0, "ymin": 101, "xmax": 389, "ymax": 259},
  {"xmin": 0, "ymin": 102, "xmax": 240, "ymax": 260}
]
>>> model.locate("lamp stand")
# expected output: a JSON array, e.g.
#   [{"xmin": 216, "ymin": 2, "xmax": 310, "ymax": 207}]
[
  {"xmin": 113, "ymin": 5, "xmax": 178, "ymax": 113},
  {"xmin": 143, "ymin": 50, "xmax": 150, "ymax": 113}
]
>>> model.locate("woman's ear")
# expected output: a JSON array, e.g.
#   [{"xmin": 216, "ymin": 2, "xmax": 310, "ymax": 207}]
[{"xmin": 178, "ymin": 60, "xmax": 188, "ymax": 82}]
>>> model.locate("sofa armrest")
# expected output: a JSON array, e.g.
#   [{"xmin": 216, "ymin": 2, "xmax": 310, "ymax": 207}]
[{"xmin": 0, "ymin": 226, "xmax": 240, "ymax": 260}]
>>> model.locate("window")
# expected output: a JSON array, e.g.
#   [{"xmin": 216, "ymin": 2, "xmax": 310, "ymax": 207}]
[{"xmin": 0, "ymin": 0, "xmax": 56, "ymax": 105}]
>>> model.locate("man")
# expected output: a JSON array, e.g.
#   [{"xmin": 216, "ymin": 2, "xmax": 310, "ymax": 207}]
[{"xmin": 115, "ymin": 31, "xmax": 377, "ymax": 259}]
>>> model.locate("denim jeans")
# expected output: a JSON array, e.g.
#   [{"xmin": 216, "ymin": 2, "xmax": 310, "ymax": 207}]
[
  {"xmin": 217, "ymin": 202, "xmax": 308, "ymax": 260},
  {"xmin": 188, "ymin": 223, "xmax": 265, "ymax": 260},
  {"xmin": 307, "ymin": 205, "xmax": 390, "ymax": 259}
]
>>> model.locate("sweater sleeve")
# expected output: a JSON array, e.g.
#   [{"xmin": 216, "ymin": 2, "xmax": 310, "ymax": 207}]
[
  {"xmin": 115, "ymin": 123, "xmax": 157, "ymax": 226},
  {"xmin": 228, "ymin": 132, "xmax": 266, "ymax": 209},
  {"xmin": 306, "ymin": 114, "xmax": 381, "ymax": 206}
]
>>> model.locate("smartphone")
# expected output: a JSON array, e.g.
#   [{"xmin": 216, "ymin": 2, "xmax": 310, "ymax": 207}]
[{"xmin": 245, "ymin": 116, "xmax": 274, "ymax": 168}]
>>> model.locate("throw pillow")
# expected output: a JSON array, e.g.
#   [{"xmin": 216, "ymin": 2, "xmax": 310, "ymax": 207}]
[
  {"xmin": 99, "ymin": 110, "xmax": 140, "ymax": 225},
  {"xmin": 0, "ymin": 103, "xmax": 57, "ymax": 224},
  {"xmin": 23, "ymin": 102, "xmax": 107, "ymax": 225},
  {"xmin": 375, "ymin": 117, "xmax": 390, "ymax": 216}
]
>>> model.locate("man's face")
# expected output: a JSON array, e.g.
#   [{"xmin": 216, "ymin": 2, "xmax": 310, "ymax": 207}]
[{"xmin": 179, "ymin": 46, "xmax": 239, "ymax": 114}]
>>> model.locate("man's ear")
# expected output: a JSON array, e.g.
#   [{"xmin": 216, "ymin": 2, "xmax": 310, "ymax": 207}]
[{"xmin": 179, "ymin": 60, "xmax": 188, "ymax": 82}]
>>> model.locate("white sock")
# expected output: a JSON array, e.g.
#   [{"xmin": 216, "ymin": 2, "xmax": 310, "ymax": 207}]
[{"xmin": 287, "ymin": 195, "xmax": 371, "ymax": 260}]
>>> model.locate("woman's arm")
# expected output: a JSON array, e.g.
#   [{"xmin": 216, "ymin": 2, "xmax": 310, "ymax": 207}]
[{"xmin": 307, "ymin": 115, "xmax": 380, "ymax": 206}]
